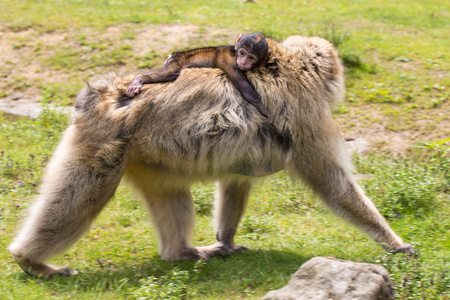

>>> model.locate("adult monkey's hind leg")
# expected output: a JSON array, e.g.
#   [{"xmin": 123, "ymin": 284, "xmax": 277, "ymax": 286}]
[
  {"xmin": 289, "ymin": 132, "xmax": 414, "ymax": 254},
  {"xmin": 8, "ymin": 126, "xmax": 129, "ymax": 277},
  {"xmin": 124, "ymin": 164, "xmax": 204, "ymax": 261},
  {"xmin": 197, "ymin": 179, "xmax": 252, "ymax": 258}
]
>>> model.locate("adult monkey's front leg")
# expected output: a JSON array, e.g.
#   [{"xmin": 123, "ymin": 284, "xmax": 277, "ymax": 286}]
[
  {"xmin": 197, "ymin": 179, "xmax": 252, "ymax": 258},
  {"xmin": 8, "ymin": 125, "xmax": 128, "ymax": 277}
]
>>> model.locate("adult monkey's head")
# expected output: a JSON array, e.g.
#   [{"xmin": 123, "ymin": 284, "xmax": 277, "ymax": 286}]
[{"xmin": 235, "ymin": 33, "xmax": 271, "ymax": 71}]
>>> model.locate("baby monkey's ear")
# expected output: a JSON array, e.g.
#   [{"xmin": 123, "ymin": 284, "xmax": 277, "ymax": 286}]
[{"xmin": 235, "ymin": 33, "xmax": 243, "ymax": 49}]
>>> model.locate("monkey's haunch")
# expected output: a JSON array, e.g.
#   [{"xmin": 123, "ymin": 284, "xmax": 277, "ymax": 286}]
[{"xmin": 8, "ymin": 35, "xmax": 413, "ymax": 278}]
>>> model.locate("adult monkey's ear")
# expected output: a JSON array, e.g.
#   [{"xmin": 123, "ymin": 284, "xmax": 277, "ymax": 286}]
[{"xmin": 235, "ymin": 33, "xmax": 243, "ymax": 50}]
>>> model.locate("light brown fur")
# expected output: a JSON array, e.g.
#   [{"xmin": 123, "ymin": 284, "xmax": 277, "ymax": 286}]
[{"xmin": 8, "ymin": 36, "xmax": 413, "ymax": 277}]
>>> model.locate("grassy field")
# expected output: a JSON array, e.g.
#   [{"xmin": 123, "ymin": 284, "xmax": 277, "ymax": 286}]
[{"xmin": 0, "ymin": 0, "xmax": 449, "ymax": 299}]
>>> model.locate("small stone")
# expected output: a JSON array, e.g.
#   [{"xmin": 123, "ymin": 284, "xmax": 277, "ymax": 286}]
[
  {"xmin": 10, "ymin": 92, "xmax": 24, "ymax": 100},
  {"xmin": 262, "ymin": 257, "xmax": 395, "ymax": 300}
]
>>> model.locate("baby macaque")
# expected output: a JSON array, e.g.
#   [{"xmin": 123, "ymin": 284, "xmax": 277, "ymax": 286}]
[{"xmin": 126, "ymin": 33, "xmax": 271, "ymax": 119}]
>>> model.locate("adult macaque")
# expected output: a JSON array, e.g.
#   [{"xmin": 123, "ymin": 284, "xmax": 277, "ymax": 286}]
[
  {"xmin": 126, "ymin": 33, "xmax": 271, "ymax": 119},
  {"xmin": 9, "ymin": 35, "xmax": 414, "ymax": 278}
]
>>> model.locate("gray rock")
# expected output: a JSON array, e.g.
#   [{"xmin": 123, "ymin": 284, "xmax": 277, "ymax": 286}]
[
  {"xmin": 9, "ymin": 92, "xmax": 24, "ymax": 100},
  {"xmin": 262, "ymin": 257, "xmax": 394, "ymax": 300},
  {"xmin": 345, "ymin": 138, "xmax": 368, "ymax": 155}
]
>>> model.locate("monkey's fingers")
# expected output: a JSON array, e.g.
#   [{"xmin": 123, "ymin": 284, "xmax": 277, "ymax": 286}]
[
  {"xmin": 384, "ymin": 243, "xmax": 416, "ymax": 256},
  {"xmin": 125, "ymin": 88, "xmax": 135, "ymax": 97},
  {"xmin": 125, "ymin": 86, "xmax": 141, "ymax": 97},
  {"xmin": 125, "ymin": 88, "xmax": 133, "ymax": 97},
  {"xmin": 234, "ymin": 245, "xmax": 249, "ymax": 253}
]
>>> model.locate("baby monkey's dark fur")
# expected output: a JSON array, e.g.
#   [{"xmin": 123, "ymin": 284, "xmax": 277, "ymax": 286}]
[{"xmin": 126, "ymin": 33, "xmax": 271, "ymax": 119}]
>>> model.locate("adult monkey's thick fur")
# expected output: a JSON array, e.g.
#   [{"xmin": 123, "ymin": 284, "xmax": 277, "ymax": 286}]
[{"xmin": 8, "ymin": 36, "xmax": 413, "ymax": 277}]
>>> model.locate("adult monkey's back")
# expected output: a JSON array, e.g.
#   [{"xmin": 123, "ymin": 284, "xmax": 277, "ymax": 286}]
[{"xmin": 8, "ymin": 35, "xmax": 414, "ymax": 278}]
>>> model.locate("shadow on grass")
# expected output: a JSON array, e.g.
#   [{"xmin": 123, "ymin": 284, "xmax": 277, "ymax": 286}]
[{"xmin": 9, "ymin": 249, "xmax": 310, "ymax": 293}]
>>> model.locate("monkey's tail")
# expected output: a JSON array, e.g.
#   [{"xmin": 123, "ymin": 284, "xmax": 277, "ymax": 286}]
[
  {"xmin": 74, "ymin": 80, "xmax": 107, "ymax": 114},
  {"xmin": 74, "ymin": 73, "xmax": 121, "ymax": 114}
]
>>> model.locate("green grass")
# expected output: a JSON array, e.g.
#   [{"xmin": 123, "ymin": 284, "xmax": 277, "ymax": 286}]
[{"xmin": 0, "ymin": 0, "xmax": 449, "ymax": 298}]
